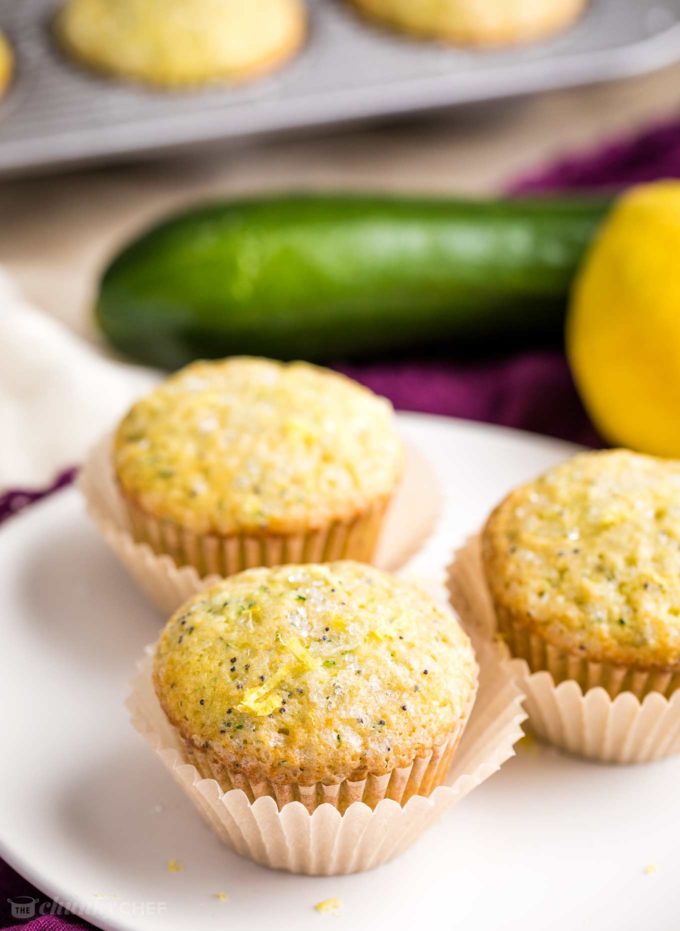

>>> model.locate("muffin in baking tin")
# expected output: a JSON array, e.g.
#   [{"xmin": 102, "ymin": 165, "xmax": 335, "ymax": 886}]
[
  {"xmin": 351, "ymin": 0, "xmax": 586, "ymax": 46},
  {"xmin": 55, "ymin": 0, "xmax": 305, "ymax": 87}
]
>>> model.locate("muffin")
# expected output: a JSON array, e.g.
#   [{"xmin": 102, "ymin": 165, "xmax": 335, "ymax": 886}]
[
  {"xmin": 153, "ymin": 561, "xmax": 478, "ymax": 812},
  {"xmin": 54, "ymin": 0, "xmax": 305, "ymax": 88},
  {"xmin": 482, "ymin": 450, "xmax": 680, "ymax": 698},
  {"xmin": 351, "ymin": 0, "xmax": 586, "ymax": 46},
  {"xmin": 113, "ymin": 357, "xmax": 403, "ymax": 576},
  {"xmin": 0, "ymin": 32, "xmax": 13, "ymax": 98}
]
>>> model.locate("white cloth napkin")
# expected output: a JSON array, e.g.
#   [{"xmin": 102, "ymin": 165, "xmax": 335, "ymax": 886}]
[{"xmin": 0, "ymin": 271, "xmax": 158, "ymax": 490}]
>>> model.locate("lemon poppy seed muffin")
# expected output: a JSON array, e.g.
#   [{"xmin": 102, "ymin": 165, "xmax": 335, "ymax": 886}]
[
  {"xmin": 153, "ymin": 561, "xmax": 478, "ymax": 810},
  {"xmin": 351, "ymin": 0, "xmax": 586, "ymax": 46},
  {"xmin": 114, "ymin": 357, "xmax": 403, "ymax": 575},
  {"xmin": 482, "ymin": 450, "xmax": 680, "ymax": 697},
  {"xmin": 55, "ymin": 0, "xmax": 305, "ymax": 88}
]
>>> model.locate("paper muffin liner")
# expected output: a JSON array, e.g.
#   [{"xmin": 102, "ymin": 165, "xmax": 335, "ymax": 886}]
[
  {"xmin": 121, "ymin": 493, "xmax": 390, "ymax": 577},
  {"xmin": 157, "ymin": 694, "xmax": 474, "ymax": 816},
  {"xmin": 127, "ymin": 638, "xmax": 526, "ymax": 875},
  {"xmin": 80, "ymin": 431, "xmax": 442, "ymax": 616},
  {"xmin": 448, "ymin": 536, "xmax": 680, "ymax": 763}
]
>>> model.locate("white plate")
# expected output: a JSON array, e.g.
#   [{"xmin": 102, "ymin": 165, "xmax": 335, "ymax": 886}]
[{"xmin": 1, "ymin": 413, "xmax": 679, "ymax": 931}]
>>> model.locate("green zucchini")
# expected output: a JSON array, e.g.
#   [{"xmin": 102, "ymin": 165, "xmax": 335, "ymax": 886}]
[{"xmin": 96, "ymin": 194, "xmax": 609, "ymax": 368}]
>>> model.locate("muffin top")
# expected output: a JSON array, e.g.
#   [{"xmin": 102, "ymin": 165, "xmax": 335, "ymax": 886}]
[
  {"xmin": 483, "ymin": 450, "xmax": 680, "ymax": 669},
  {"xmin": 153, "ymin": 561, "xmax": 477, "ymax": 786},
  {"xmin": 352, "ymin": 0, "xmax": 584, "ymax": 44},
  {"xmin": 114, "ymin": 357, "xmax": 402, "ymax": 535},
  {"xmin": 55, "ymin": 0, "xmax": 304, "ymax": 86}
]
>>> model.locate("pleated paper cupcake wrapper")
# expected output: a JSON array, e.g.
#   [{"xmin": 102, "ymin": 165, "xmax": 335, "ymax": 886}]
[
  {"xmin": 127, "ymin": 641, "xmax": 526, "ymax": 875},
  {"xmin": 80, "ymin": 431, "xmax": 442, "ymax": 616},
  {"xmin": 448, "ymin": 536, "xmax": 680, "ymax": 764},
  {"xmin": 175, "ymin": 702, "xmax": 471, "ymax": 814},
  {"xmin": 122, "ymin": 492, "xmax": 389, "ymax": 575}
]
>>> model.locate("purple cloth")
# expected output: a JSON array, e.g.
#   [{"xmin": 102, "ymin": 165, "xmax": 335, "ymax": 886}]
[
  {"xmin": 3, "ymin": 113, "xmax": 680, "ymax": 930},
  {"xmin": 339, "ymin": 350, "xmax": 600, "ymax": 447},
  {"xmin": 0, "ymin": 874, "xmax": 85, "ymax": 930},
  {"xmin": 511, "ymin": 115, "xmax": 680, "ymax": 194},
  {"xmin": 0, "ymin": 469, "xmax": 79, "ymax": 524}
]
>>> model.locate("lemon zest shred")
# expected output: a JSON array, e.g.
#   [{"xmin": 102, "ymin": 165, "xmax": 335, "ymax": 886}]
[
  {"xmin": 366, "ymin": 629, "xmax": 386, "ymax": 643},
  {"xmin": 237, "ymin": 665, "xmax": 289, "ymax": 715},
  {"xmin": 314, "ymin": 897, "xmax": 343, "ymax": 915},
  {"xmin": 239, "ymin": 687, "xmax": 283, "ymax": 716},
  {"xmin": 282, "ymin": 634, "xmax": 318, "ymax": 670},
  {"xmin": 238, "ymin": 635, "xmax": 319, "ymax": 716}
]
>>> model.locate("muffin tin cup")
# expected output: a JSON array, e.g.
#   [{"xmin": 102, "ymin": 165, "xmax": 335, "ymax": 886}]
[
  {"xmin": 79, "ymin": 430, "xmax": 443, "ymax": 616},
  {"xmin": 127, "ymin": 638, "xmax": 526, "ymax": 875},
  {"xmin": 448, "ymin": 537, "xmax": 680, "ymax": 764}
]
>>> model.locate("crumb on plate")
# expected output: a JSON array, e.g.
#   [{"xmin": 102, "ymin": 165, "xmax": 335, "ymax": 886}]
[{"xmin": 314, "ymin": 897, "xmax": 343, "ymax": 915}]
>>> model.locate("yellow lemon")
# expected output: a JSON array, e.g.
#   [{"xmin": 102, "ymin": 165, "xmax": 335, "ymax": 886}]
[{"xmin": 567, "ymin": 181, "xmax": 680, "ymax": 457}]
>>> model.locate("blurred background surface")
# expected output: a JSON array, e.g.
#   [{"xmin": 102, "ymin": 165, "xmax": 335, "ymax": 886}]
[{"xmin": 1, "ymin": 61, "xmax": 679, "ymax": 338}]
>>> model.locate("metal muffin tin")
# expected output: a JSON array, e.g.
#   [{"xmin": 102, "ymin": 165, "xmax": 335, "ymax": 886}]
[{"xmin": 1, "ymin": 0, "xmax": 680, "ymax": 177}]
